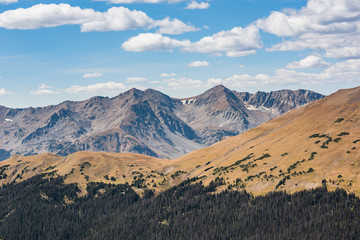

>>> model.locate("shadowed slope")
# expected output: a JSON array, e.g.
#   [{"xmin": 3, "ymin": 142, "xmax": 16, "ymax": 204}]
[
  {"xmin": 172, "ymin": 86, "xmax": 360, "ymax": 194},
  {"xmin": 1, "ymin": 87, "xmax": 357, "ymax": 195},
  {"xmin": 0, "ymin": 86, "xmax": 323, "ymax": 160}
]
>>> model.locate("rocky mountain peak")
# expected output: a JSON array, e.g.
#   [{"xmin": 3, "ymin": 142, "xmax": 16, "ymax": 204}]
[
  {"xmin": 0, "ymin": 86, "xmax": 325, "ymax": 160},
  {"xmin": 201, "ymin": 85, "xmax": 233, "ymax": 97},
  {"xmin": 196, "ymin": 85, "xmax": 244, "ymax": 109},
  {"xmin": 120, "ymin": 88, "xmax": 145, "ymax": 100},
  {"xmin": 144, "ymin": 88, "xmax": 175, "ymax": 109}
]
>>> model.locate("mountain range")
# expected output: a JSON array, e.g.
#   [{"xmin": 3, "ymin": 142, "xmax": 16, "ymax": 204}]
[
  {"xmin": 1, "ymin": 86, "xmax": 359, "ymax": 196},
  {"xmin": 0, "ymin": 85, "xmax": 324, "ymax": 161}
]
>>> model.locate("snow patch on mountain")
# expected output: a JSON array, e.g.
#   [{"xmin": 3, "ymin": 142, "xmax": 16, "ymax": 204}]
[{"xmin": 181, "ymin": 98, "xmax": 197, "ymax": 105}]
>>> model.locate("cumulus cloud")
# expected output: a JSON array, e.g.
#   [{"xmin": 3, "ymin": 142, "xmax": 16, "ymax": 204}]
[
  {"xmin": 183, "ymin": 25, "xmax": 262, "ymax": 57},
  {"xmin": 325, "ymin": 47, "xmax": 360, "ymax": 59},
  {"xmin": 160, "ymin": 72, "xmax": 176, "ymax": 77},
  {"xmin": 188, "ymin": 60, "xmax": 210, "ymax": 67},
  {"xmin": 256, "ymin": 0, "xmax": 360, "ymax": 59},
  {"xmin": 207, "ymin": 59, "xmax": 360, "ymax": 88},
  {"xmin": 0, "ymin": 4, "xmax": 197, "ymax": 34},
  {"xmin": 0, "ymin": 0, "xmax": 17, "ymax": 4},
  {"xmin": 83, "ymin": 72, "xmax": 103, "ymax": 78},
  {"xmin": 158, "ymin": 60, "xmax": 360, "ymax": 91},
  {"xmin": 154, "ymin": 17, "xmax": 199, "ymax": 34},
  {"xmin": 166, "ymin": 77, "xmax": 206, "ymax": 89},
  {"xmin": 81, "ymin": 7, "xmax": 152, "ymax": 32},
  {"xmin": 122, "ymin": 25, "xmax": 263, "ymax": 57},
  {"xmin": 126, "ymin": 77, "xmax": 148, "ymax": 83},
  {"xmin": 122, "ymin": 33, "xmax": 190, "ymax": 52},
  {"xmin": 185, "ymin": 1, "xmax": 210, "ymax": 10},
  {"xmin": 286, "ymin": 54, "xmax": 330, "ymax": 69},
  {"xmin": 0, "ymin": 88, "xmax": 13, "ymax": 96},
  {"xmin": 207, "ymin": 73, "xmax": 275, "ymax": 88},
  {"xmin": 324, "ymin": 59, "xmax": 360, "ymax": 76},
  {"xmin": 30, "ymin": 89, "xmax": 60, "ymax": 95},
  {"xmin": 38, "ymin": 83, "xmax": 53, "ymax": 89},
  {"xmin": 66, "ymin": 82, "xmax": 126, "ymax": 93},
  {"xmin": 30, "ymin": 84, "xmax": 60, "ymax": 95},
  {"xmin": 0, "ymin": 4, "xmax": 98, "ymax": 30}
]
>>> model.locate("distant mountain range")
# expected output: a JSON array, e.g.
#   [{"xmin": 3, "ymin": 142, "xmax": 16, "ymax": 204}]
[
  {"xmin": 0, "ymin": 85, "xmax": 324, "ymax": 160},
  {"xmin": 1, "ymin": 86, "xmax": 359, "ymax": 196}
]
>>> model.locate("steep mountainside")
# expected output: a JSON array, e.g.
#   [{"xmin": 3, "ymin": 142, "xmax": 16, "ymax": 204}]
[
  {"xmin": 0, "ymin": 87, "xmax": 357, "ymax": 196},
  {"xmin": 174, "ymin": 85, "xmax": 270, "ymax": 145},
  {"xmin": 234, "ymin": 89, "xmax": 324, "ymax": 114},
  {"xmin": 171, "ymin": 86, "xmax": 360, "ymax": 195},
  {"xmin": 0, "ymin": 85, "xmax": 324, "ymax": 160}
]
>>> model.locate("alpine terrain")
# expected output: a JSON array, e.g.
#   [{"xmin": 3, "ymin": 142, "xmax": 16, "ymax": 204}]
[
  {"xmin": 0, "ymin": 86, "xmax": 359, "ymax": 196},
  {"xmin": 0, "ymin": 85, "xmax": 324, "ymax": 160}
]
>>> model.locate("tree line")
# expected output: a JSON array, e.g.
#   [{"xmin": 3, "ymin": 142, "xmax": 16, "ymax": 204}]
[{"xmin": 0, "ymin": 175, "xmax": 359, "ymax": 239}]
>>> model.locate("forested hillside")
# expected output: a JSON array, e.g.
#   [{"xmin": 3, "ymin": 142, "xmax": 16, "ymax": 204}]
[{"xmin": 0, "ymin": 176, "xmax": 359, "ymax": 240}]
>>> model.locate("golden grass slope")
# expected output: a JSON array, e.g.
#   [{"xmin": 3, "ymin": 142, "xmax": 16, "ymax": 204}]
[
  {"xmin": 0, "ymin": 152, "xmax": 171, "ymax": 194},
  {"xmin": 1, "ymin": 86, "xmax": 360, "ymax": 195},
  {"xmin": 172, "ymin": 86, "xmax": 360, "ymax": 194}
]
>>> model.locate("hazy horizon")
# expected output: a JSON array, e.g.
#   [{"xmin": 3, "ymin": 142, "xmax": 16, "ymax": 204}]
[{"xmin": 0, "ymin": 0, "xmax": 359, "ymax": 108}]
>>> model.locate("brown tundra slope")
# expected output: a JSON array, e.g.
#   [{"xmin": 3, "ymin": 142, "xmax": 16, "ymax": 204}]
[{"xmin": 5, "ymin": 86, "xmax": 355, "ymax": 196}]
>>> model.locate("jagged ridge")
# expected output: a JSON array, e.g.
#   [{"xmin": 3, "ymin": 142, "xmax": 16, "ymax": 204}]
[{"xmin": 0, "ymin": 85, "xmax": 324, "ymax": 160}]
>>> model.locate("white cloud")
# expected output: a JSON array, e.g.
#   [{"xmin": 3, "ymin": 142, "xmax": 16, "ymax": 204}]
[
  {"xmin": 154, "ymin": 17, "xmax": 199, "ymax": 35},
  {"xmin": 122, "ymin": 25, "xmax": 263, "ymax": 57},
  {"xmin": 166, "ymin": 77, "xmax": 207, "ymax": 89},
  {"xmin": 325, "ymin": 47, "xmax": 360, "ymax": 59},
  {"xmin": 30, "ymin": 89, "xmax": 60, "ymax": 95},
  {"xmin": 286, "ymin": 54, "xmax": 330, "ymax": 69},
  {"xmin": 324, "ymin": 59, "xmax": 360, "ymax": 75},
  {"xmin": 0, "ymin": 88, "xmax": 13, "ymax": 96},
  {"xmin": 83, "ymin": 72, "xmax": 103, "ymax": 78},
  {"xmin": 207, "ymin": 59, "xmax": 360, "ymax": 88},
  {"xmin": 0, "ymin": 4, "xmax": 99, "ymax": 30},
  {"xmin": 256, "ymin": 0, "xmax": 360, "ymax": 59},
  {"xmin": 160, "ymin": 72, "xmax": 176, "ymax": 77},
  {"xmin": 38, "ymin": 83, "xmax": 53, "ymax": 89},
  {"xmin": 0, "ymin": 4, "xmax": 197, "ymax": 34},
  {"xmin": 66, "ymin": 82, "xmax": 126, "ymax": 93},
  {"xmin": 126, "ymin": 77, "xmax": 148, "ymax": 83},
  {"xmin": 183, "ymin": 25, "xmax": 262, "ymax": 57},
  {"xmin": 208, "ymin": 73, "xmax": 274, "ymax": 88},
  {"xmin": 188, "ymin": 60, "xmax": 210, "ymax": 67},
  {"xmin": 81, "ymin": 7, "xmax": 152, "ymax": 32},
  {"xmin": 185, "ymin": 1, "xmax": 210, "ymax": 10},
  {"xmin": 122, "ymin": 33, "xmax": 190, "ymax": 52},
  {"xmin": 30, "ymin": 84, "xmax": 59, "ymax": 95},
  {"xmin": 160, "ymin": 59, "xmax": 360, "ymax": 90},
  {"xmin": 0, "ymin": 0, "xmax": 17, "ymax": 4}
]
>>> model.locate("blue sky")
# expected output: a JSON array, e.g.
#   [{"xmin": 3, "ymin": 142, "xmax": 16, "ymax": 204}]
[{"xmin": 0, "ymin": 0, "xmax": 360, "ymax": 107}]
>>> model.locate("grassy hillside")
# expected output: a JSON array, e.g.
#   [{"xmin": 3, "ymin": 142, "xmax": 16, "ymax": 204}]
[
  {"xmin": 1, "ymin": 86, "xmax": 360, "ymax": 196},
  {"xmin": 172, "ymin": 86, "xmax": 360, "ymax": 194}
]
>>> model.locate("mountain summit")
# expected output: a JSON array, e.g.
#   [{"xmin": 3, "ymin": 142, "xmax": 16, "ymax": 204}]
[
  {"xmin": 171, "ymin": 86, "xmax": 360, "ymax": 194},
  {"xmin": 0, "ymin": 86, "xmax": 359, "ymax": 196},
  {"xmin": 0, "ymin": 85, "xmax": 324, "ymax": 160}
]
